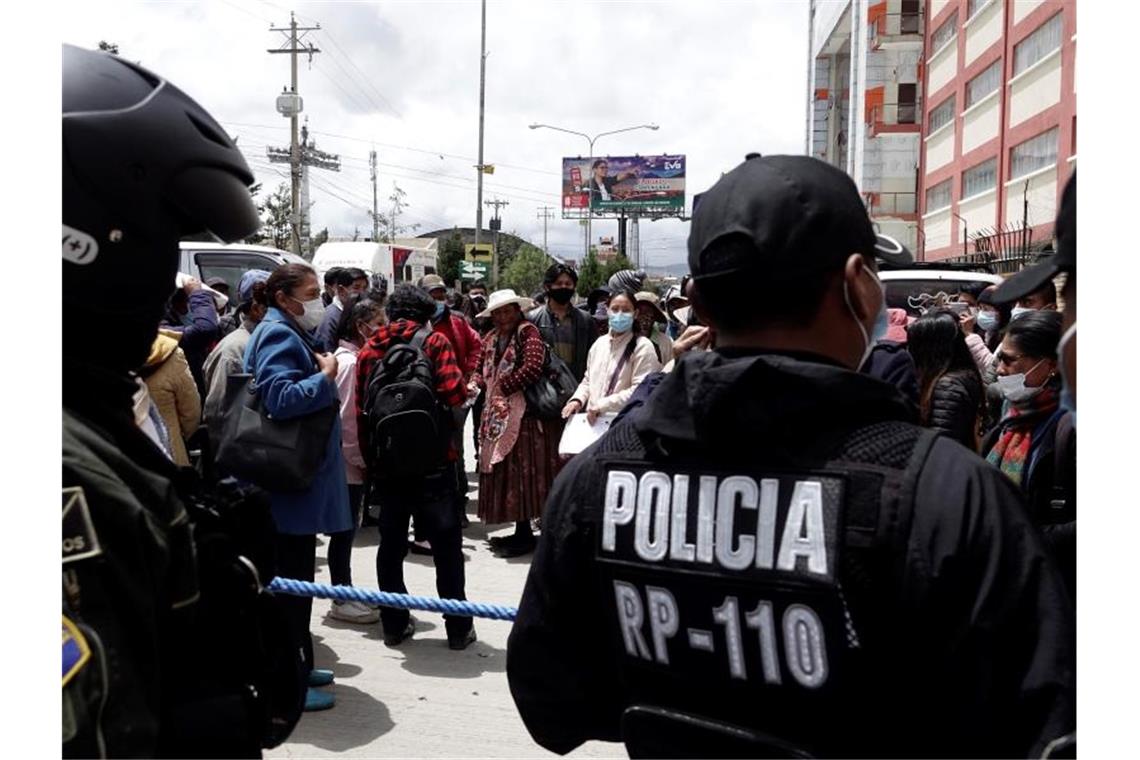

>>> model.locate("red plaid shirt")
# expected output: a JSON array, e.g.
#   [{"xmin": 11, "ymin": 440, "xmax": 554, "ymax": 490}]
[{"xmin": 354, "ymin": 319, "xmax": 469, "ymax": 462}]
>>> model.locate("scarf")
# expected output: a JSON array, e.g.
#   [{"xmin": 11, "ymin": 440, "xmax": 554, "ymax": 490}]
[
  {"xmin": 477, "ymin": 325, "xmax": 528, "ymax": 474},
  {"xmin": 985, "ymin": 385, "xmax": 1059, "ymax": 486}
]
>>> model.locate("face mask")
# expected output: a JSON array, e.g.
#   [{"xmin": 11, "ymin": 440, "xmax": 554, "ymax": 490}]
[
  {"xmin": 976, "ymin": 311, "xmax": 999, "ymax": 332},
  {"xmin": 997, "ymin": 358, "xmax": 1047, "ymax": 403},
  {"xmin": 609, "ymin": 312, "xmax": 634, "ymax": 333},
  {"xmin": 548, "ymin": 288, "xmax": 574, "ymax": 305},
  {"xmin": 291, "ymin": 296, "xmax": 325, "ymax": 332},
  {"xmin": 433, "ymin": 301, "xmax": 446, "ymax": 319},
  {"xmin": 844, "ymin": 268, "xmax": 888, "ymax": 369},
  {"xmin": 1057, "ymin": 321, "xmax": 1076, "ymax": 419},
  {"xmin": 1011, "ymin": 306, "xmax": 1034, "ymax": 321}
]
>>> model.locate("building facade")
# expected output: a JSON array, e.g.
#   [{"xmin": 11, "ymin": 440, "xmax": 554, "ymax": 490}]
[
  {"xmin": 807, "ymin": 0, "xmax": 925, "ymax": 252},
  {"xmin": 918, "ymin": 0, "xmax": 1076, "ymax": 261}
]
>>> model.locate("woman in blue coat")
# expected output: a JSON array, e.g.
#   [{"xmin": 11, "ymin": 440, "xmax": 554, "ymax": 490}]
[{"xmin": 245, "ymin": 262, "xmax": 352, "ymax": 712}]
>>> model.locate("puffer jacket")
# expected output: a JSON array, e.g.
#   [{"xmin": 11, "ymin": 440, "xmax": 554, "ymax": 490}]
[
  {"xmin": 140, "ymin": 331, "xmax": 201, "ymax": 467},
  {"xmin": 925, "ymin": 369, "xmax": 982, "ymax": 450}
]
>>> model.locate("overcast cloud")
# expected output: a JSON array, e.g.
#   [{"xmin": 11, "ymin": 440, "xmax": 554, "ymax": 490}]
[{"xmin": 61, "ymin": 0, "xmax": 808, "ymax": 270}]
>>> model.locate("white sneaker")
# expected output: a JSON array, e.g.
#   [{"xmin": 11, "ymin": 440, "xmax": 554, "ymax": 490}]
[{"xmin": 328, "ymin": 600, "xmax": 380, "ymax": 624}]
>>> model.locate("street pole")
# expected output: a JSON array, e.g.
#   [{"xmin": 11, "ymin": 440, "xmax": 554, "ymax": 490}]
[
  {"xmin": 485, "ymin": 198, "xmax": 509, "ymax": 288},
  {"xmin": 370, "ymin": 149, "xmax": 379, "ymax": 242},
  {"xmin": 268, "ymin": 12, "xmax": 320, "ymax": 257},
  {"xmin": 475, "ymin": 0, "xmax": 487, "ymax": 248},
  {"xmin": 537, "ymin": 205, "xmax": 554, "ymax": 255}
]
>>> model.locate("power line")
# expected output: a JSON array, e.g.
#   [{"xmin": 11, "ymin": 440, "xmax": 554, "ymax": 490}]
[{"xmin": 315, "ymin": 30, "xmax": 402, "ymax": 118}]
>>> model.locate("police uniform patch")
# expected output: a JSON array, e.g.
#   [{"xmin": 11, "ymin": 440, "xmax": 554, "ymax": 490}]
[
  {"xmin": 62, "ymin": 616, "xmax": 91, "ymax": 687},
  {"xmin": 63, "ymin": 487, "xmax": 102, "ymax": 564},
  {"xmin": 596, "ymin": 463, "xmax": 848, "ymax": 693}
]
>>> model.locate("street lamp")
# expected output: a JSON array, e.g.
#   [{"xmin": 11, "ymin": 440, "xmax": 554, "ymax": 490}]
[{"xmin": 528, "ymin": 122, "xmax": 660, "ymax": 261}]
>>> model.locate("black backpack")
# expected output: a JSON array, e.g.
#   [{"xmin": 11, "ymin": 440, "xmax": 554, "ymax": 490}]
[{"xmin": 363, "ymin": 324, "xmax": 451, "ymax": 480}]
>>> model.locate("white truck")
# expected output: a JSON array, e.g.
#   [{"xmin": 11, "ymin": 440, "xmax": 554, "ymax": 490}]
[{"xmin": 310, "ymin": 241, "xmax": 439, "ymax": 290}]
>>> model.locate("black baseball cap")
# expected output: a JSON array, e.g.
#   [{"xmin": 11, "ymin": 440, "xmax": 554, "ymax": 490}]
[
  {"xmin": 991, "ymin": 172, "xmax": 1075, "ymax": 304},
  {"xmin": 688, "ymin": 154, "xmax": 912, "ymax": 281}
]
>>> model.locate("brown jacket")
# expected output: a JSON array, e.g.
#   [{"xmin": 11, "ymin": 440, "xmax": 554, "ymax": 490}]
[{"xmin": 141, "ymin": 331, "xmax": 201, "ymax": 466}]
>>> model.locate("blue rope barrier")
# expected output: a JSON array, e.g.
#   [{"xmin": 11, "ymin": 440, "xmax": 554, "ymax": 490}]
[{"xmin": 267, "ymin": 577, "xmax": 518, "ymax": 622}]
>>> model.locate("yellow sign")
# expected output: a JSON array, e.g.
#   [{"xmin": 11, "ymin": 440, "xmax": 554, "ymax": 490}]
[{"xmin": 465, "ymin": 243, "xmax": 494, "ymax": 262}]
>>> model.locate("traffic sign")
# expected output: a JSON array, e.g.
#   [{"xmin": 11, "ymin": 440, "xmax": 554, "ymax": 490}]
[
  {"xmin": 460, "ymin": 260, "xmax": 490, "ymax": 281},
  {"xmin": 465, "ymin": 243, "xmax": 494, "ymax": 262}
]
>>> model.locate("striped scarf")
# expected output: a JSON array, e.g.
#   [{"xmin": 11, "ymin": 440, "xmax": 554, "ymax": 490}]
[{"xmin": 985, "ymin": 386, "xmax": 1059, "ymax": 486}]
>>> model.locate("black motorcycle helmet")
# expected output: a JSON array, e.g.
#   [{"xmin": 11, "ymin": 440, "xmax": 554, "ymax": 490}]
[{"xmin": 63, "ymin": 44, "xmax": 259, "ymax": 372}]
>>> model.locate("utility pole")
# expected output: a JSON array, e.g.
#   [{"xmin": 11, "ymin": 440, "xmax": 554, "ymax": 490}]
[
  {"xmin": 485, "ymin": 198, "xmax": 509, "ymax": 287},
  {"xmin": 269, "ymin": 12, "xmax": 320, "ymax": 256},
  {"xmin": 268, "ymin": 121, "xmax": 340, "ymax": 257},
  {"xmin": 475, "ymin": 0, "xmax": 487, "ymax": 248},
  {"xmin": 537, "ymin": 206, "xmax": 554, "ymax": 255},
  {"xmin": 370, "ymin": 149, "xmax": 379, "ymax": 242}
]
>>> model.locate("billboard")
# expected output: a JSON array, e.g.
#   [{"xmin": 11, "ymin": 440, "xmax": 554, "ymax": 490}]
[{"xmin": 562, "ymin": 154, "xmax": 685, "ymax": 218}]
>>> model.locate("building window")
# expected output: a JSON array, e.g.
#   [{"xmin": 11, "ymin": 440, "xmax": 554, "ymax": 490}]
[
  {"xmin": 962, "ymin": 158, "xmax": 997, "ymax": 198},
  {"xmin": 966, "ymin": 0, "xmax": 991, "ymax": 20},
  {"xmin": 965, "ymin": 60, "xmax": 1002, "ymax": 108},
  {"xmin": 928, "ymin": 95, "xmax": 955, "ymax": 135},
  {"xmin": 1013, "ymin": 13, "xmax": 1063, "ymax": 76},
  {"xmin": 931, "ymin": 12, "xmax": 958, "ymax": 53},
  {"xmin": 1010, "ymin": 127, "xmax": 1059, "ymax": 179},
  {"xmin": 926, "ymin": 178, "xmax": 952, "ymax": 212}
]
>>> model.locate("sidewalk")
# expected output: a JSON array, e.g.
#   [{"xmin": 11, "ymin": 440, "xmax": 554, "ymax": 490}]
[{"xmin": 267, "ymin": 418, "xmax": 623, "ymax": 759}]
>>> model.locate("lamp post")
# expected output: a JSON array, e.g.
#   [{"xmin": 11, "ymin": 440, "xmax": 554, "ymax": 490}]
[{"xmin": 528, "ymin": 122, "xmax": 659, "ymax": 262}]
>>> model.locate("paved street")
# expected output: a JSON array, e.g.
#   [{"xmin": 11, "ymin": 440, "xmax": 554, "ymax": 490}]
[{"xmin": 267, "ymin": 420, "xmax": 624, "ymax": 759}]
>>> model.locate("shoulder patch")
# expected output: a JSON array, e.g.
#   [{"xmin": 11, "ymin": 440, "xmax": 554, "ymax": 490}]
[
  {"xmin": 62, "ymin": 616, "xmax": 91, "ymax": 687},
  {"xmin": 63, "ymin": 487, "xmax": 102, "ymax": 564}
]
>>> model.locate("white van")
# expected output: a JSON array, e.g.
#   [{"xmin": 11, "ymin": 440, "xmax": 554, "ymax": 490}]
[
  {"xmin": 178, "ymin": 241, "xmax": 308, "ymax": 297},
  {"xmin": 310, "ymin": 241, "xmax": 438, "ymax": 287}
]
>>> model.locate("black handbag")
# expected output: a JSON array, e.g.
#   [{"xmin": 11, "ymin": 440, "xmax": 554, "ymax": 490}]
[
  {"xmin": 214, "ymin": 330, "xmax": 338, "ymax": 492},
  {"xmin": 518, "ymin": 334, "xmax": 579, "ymax": 420}
]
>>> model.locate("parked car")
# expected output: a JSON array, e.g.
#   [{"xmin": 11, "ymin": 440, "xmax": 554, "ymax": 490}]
[
  {"xmin": 178, "ymin": 241, "xmax": 308, "ymax": 296},
  {"xmin": 879, "ymin": 263, "xmax": 1003, "ymax": 317}
]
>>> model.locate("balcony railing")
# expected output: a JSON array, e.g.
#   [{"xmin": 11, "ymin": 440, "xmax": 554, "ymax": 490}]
[
  {"xmin": 867, "ymin": 101, "xmax": 921, "ymax": 135},
  {"xmin": 864, "ymin": 191, "xmax": 917, "ymax": 216},
  {"xmin": 870, "ymin": 11, "xmax": 923, "ymax": 49}
]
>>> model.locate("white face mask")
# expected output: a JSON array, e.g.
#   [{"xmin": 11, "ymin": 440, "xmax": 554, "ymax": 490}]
[
  {"xmin": 843, "ymin": 267, "xmax": 888, "ymax": 369},
  {"xmin": 291, "ymin": 296, "xmax": 325, "ymax": 332},
  {"xmin": 1011, "ymin": 306, "xmax": 1034, "ymax": 321},
  {"xmin": 997, "ymin": 358, "xmax": 1047, "ymax": 403}
]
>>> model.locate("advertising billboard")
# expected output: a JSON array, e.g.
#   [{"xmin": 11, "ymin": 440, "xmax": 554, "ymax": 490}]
[{"xmin": 561, "ymin": 154, "xmax": 685, "ymax": 218}]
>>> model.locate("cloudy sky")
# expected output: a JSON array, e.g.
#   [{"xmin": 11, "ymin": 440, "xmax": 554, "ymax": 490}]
[{"xmin": 60, "ymin": 0, "xmax": 809, "ymax": 270}]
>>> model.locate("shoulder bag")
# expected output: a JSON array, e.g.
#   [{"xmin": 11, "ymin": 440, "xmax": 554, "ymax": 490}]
[{"xmin": 214, "ymin": 326, "xmax": 338, "ymax": 492}]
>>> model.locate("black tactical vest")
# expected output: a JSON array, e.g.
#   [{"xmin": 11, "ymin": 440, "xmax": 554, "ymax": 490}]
[{"xmin": 589, "ymin": 415, "xmax": 940, "ymax": 758}]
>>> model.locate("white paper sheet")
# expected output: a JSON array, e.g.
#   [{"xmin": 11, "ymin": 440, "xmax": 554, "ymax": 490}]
[{"xmin": 558, "ymin": 412, "xmax": 617, "ymax": 457}]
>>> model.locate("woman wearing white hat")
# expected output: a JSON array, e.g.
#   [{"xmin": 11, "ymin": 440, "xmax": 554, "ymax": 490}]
[{"xmin": 470, "ymin": 290, "xmax": 562, "ymax": 557}]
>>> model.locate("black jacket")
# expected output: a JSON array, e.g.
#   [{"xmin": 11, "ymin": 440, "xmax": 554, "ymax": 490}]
[
  {"xmin": 527, "ymin": 304, "xmax": 598, "ymax": 383},
  {"xmin": 926, "ymin": 369, "xmax": 983, "ymax": 449},
  {"xmin": 861, "ymin": 340, "xmax": 919, "ymax": 407},
  {"xmin": 982, "ymin": 406, "xmax": 1076, "ymax": 598},
  {"xmin": 507, "ymin": 349, "xmax": 1074, "ymax": 758}
]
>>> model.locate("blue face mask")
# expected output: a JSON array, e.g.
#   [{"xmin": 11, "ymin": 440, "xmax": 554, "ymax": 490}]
[
  {"xmin": 433, "ymin": 301, "xmax": 446, "ymax": 320},
  {"xmin": 845, "ymin": 268, "xmax": 888, "ymax": 368},
  {"xmin": 976, "ymin": 311, "xmax": 999, "ymax": 332},
  {"xmin": 609, "ymin": 312, "xmax": 634, "ymax": 333}
]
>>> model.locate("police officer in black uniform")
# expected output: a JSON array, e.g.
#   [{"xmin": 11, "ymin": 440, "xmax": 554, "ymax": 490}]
[
  {"xmin": 506, "ymin": 154, "xmax": 1075, "ymax": 758},
  {"xmin": 63, "ymin": 45, "xmax": 302, "ymax": 757}
]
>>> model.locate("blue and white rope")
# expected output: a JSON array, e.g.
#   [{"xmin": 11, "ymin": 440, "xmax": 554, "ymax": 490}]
[{"xmin": 267, "ymin": 577, "xmax": 518, "ymax": 622}]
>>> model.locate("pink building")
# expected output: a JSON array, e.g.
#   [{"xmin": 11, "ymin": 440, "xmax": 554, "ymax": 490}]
[{"xmin": 918, "ymin": 0, "xmax": 1076, "ymax": 262}]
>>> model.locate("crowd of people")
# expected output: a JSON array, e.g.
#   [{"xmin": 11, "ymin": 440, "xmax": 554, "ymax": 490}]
[{"xmin": 64, "ymin": 45, "xmax": 1078, "ymax": 759}]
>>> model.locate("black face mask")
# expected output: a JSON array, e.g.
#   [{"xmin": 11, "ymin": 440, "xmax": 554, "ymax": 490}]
[{"xmin": 549, "ymin": 288, "xmax": 574, "ymax": 305}]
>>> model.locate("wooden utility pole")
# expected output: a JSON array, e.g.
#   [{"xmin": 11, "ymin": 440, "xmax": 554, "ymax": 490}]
[
  {"xmin": 268, "ymin": 12, "xmax": 320, "ymax": 256},
  {"xmin": 537, "ymin": 206, "xmax": 554, "ymax": 255}
]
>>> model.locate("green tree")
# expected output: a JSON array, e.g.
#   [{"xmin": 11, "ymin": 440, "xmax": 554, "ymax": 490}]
[
  {"xmin": 311, "ymin": 227, "xmax": 329, "ymax": 251},
  {"xmin": 601, "ymin": 253, "xmax": 635, "ymax": 283},
  {"xmin": 437, "ymin": 229, "xmax": 466, "ymax": 286},
  {"xmin": 502, "ymin": 244, "xmax": 550, "ymax": 296},
  {"xmin": 495, "ymin": 230, "xmax": 525, "ymax": 270},
  {"xmin": 577, "ymin": 250, "xmax": 603, "ymax": 296},
  {"xmin": 259, "ymin": 183, "xmax": 292, "ymax": 251}
]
